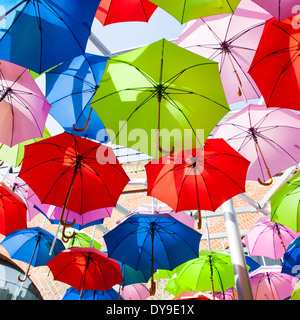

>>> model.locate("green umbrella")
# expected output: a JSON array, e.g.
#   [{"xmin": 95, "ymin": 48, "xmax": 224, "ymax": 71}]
[
  {"xmin": 59, "ymin": 229, "xmax": 102, "ymax": 250},
  {"xmin": 291, "ymin": 281, "xmax": 300, "ymax": 300},
  {"xmin": 0, "ymin": 127, "xmax": 51, "ymax": 167},
  {"xmin": 91, "ymin": 39, "xmax": 229, "ymax": 158},
  {"xmin": 270, "ymin": 171, "xmax": 300, "ymax": 232},
  {"xmin": 165, "ymin": 276, "xmax": 191, "ymax": 297},
  {"xmin": 175, "ymin": 250, "xmax": 235, "ymax": 299},
  {"xmin": 148, "ymin": 0, "xmax": 241, "ymax": 24}
]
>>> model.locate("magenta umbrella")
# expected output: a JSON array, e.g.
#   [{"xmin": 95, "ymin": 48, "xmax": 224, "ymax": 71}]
[
  {"xmin": 251, "ymin": 0, "xmax": 299, "ymax": 21},
  {"xmin": 114, "ymin": 283, "xmax": 150, "ymax": 300},
  {"xmin": 243, "ymin": 216, "xmax": 299, "ymax": 260},
  {"xmin": 0, "ymin": 60, "xmax": 51, "ymax": 147},
  {"xmin": 212, "ymin": 104, "xmax": 300, "ymax": 185},
  {"xmin": 176, "ymin": 0, "xmax": 271, "ymax": 104},
  {"xmin": 123, "ymin": 204, "xmax": 195, "ymax": 229},
  {"xmin": 249, "ymin": 266, "xmax": 297, "ymax": 300}
]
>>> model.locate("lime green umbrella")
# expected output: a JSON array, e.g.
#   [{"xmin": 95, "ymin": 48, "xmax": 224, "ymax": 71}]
[
  {"xmin": 0, "ymin": 127, "xmax": 51, "ymax": 167},
  {"xmin": 59, "ymin": 229, "xmax": 102, "ymax": 250},
  {"xmin": 291, "ymin": 281, "xmax": 300, "ymax": 300},
  {"xmin": 270, "ymin": 171, "xmax": 300, "ymax": 232},
  {"xmin": 165, "ymin": 277, "xmax": 192, "ymax": 297},
  {"xmin": 176, "ymin": 250, "xmax": 235, "ymax": 299},
  {"xmin": 149, "ymin": 0, "xmax": 241, "ymax": 24},
  {"xmin": 91, "ymin": 39, "xmax": 229, "ymax": 158}
]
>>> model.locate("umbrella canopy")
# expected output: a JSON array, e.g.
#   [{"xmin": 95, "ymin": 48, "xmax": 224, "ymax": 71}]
[
  {"xmin": 270, "ymin": 171, "xmax": 300, "ymax": 232},
  {"xmin": 212, "ymin": 104, "xmax": 300, "ymax": 185},
  {"xmin": 146, "ymin": 138, "xmax": 250, "ymax": 228},
  {"xmin": 165, "ymin": 276, "xmax": 192, "ymax": 297},
  {"xmin": 18, "ymin": 132, "xmax": 129, "ymax": 241},
  {"xmin": 175, "ymin": 250, "xmax": 236, "ymax": 299},
  {"xmin": 63, "ymin": 287, "xmax": 123, "ymax": 300},
  {"xmin": 149, "ymin": 0, "xmax": 241, "ymax": 24},
  {"xmin": 96, "ymin": 0, "xmax": 157, "ymax": 25},
  {"xmin": 0, "ymin": 0, "xmax": 100, "ymax": 74},
  {"xmin": 91, "ymin": 38, "xmax": 229, "ymax": 158},
  {"xmin": 103, "ymin": 213, "xmax": 201, "ymax": 295},
  {"xmin": 248, "ymin": 16, "xmax": 300, "ymax": 110},
  {"xmin": 42, "ymin": 53, "xmax": 109, "ymax": 141},
  {"xmin": 115, "ymin": 283, "xmax": 150, "ymax": 300},
  {"xmin": 46, "ymin": 247, "xmax": 124, "ymax": 300},
  {"xmin": 249, "ymin": 266, "xmax": 297, "ymax": 300},
  {"xmin": 173, "ymin": 291, "xmax": 215, "ymax": 300},
  {"xmin": 0, "ymin": 182, "xmax": 27, "ymax": 236},
  {"xmin": 251, "ymin": 0, "xmax": 299, "ymax": 21},
  {"xmin": 243, "ymin": 216, "xmax": 299, "ymax": 260},
  {"xmin": 282, "ymin": 237, "xmax": 300, "ymax": 278},
  {"xmin": 176, "ymin": 0, "xmax": 271, "ymax": 104},
  {"xmin": 59, "ymin": 229, "xmax": 102, "ymax": 250},
  {"xmin": 0, "ymin": 227, "xmax": 65, "ymax": 281},
  {"xmin": 0, "ymin": 59, "xmax": 51, "ymax": 147},
  {"xmin": 291, "ymin": 282, "xmax": 300, "ymax": 300}
]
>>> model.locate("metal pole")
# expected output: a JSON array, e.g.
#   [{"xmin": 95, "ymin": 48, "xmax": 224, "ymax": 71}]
[{"xmin": 223, "ymin": 199, "xmax": 253, "ymax": 300}]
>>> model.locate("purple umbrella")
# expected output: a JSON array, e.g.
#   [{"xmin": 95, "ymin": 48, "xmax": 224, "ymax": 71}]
[
  {"xmin": 249, "ymin": 266, "xmax": 297, "ymax": 300},
  {"xmin": 118, "ymin": 204, "xmax": 195, "ymax": 229},
  {"xmin": 114, "ymin": 283, "xmax": 150, "ymax": 300},
  {"xmin": 212, "ymin": 104, "xmax": 300, "ymax": 185},
  {"xmin": 0, "ymin": 60, "xmax": 50, "ymax": 147},
  {"xmin": 176, "ymin": 0, "xmax": 272, "ymax": 104},
  {"xmin": 243, "ymin": 216, "xmax": 300, "ymax": 260},
  {"xmin": 251, "ymin": 0, "xmax": 299, "ymax": 21}
]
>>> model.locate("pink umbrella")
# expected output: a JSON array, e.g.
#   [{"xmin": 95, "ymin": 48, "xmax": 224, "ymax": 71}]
[
  {"xmin": 251, "ymin": 0, "xmax": 299, "ymax": 21},
  {"xmin": 214, "ymin": 288, "xmax": 238, "ymax": 300},
  {"xmin": 176, "ymin": 0, "xmax": 272, "ymax": 104},
  {"xmin": 249, "ymin": 266, "xmax": 297, "ymax": 300},
  {"xmin": 212, "ymin": 104, "xmax": 300, "ymax": 185},
  {"xmin": 114, "ymin": 283, "xmax": 150, "ymax": 300},
  {"xmin": 0, "ymin": 60, "xmax": 51, "ymax": 147},
  {"xmin": 243, "ymin": 216, "xmax": 299, "ymax": 260},
  {"xmin": 125, "ymin": 204, "xmax": 195, "ymax": 229}
]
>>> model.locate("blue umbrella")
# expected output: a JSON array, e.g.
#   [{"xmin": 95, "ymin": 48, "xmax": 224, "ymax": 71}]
[
  {"xmin": 43, "ymin": 53, "xmax": 110, "ymax": 141},
  {"xmin": 245, "ymin": 255, "xmax": 261, "ymax": 272},
  {"xmin": 0, "ymin": 227, "xmax": 65, "ymax": 281},
  {"xmin": 62, "ymin": 287, "xmax": 123, "ymax": 300},
  {"xmin": 103, "ymin": 213, "xmax": 201, "ymax": 295},
  {"xmin": 282, "ymin": 237, "xmax": 300, "ymax": 278},
  {"xmin": 0, "ymin": 0, "xmax": 100, "ymax": 73}
]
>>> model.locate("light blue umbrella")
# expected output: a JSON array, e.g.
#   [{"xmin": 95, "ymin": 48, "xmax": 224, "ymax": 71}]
[{"xmin": 0, "ymin": 227, "xmax": 65, "ymax": 281}]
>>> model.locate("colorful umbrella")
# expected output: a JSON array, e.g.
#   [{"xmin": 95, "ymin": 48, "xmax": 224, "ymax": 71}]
[
  {"xmin": 251, "ymin": 0, "xmax": 299, "ymax": 21},
  {"xmin": 46, "ymin": 247, "xmax": 124, "ymax": 300},
  {"xmin": 291, "ymin": 282, "xmax": 300, "ymax": 300},
  {"xmin": 243, "ymin": 216, "xmax": 299, "ymax": 260},
  {"xmin": 212, "ymin": 104, "xmax": 300, "ymax": 185},
  {"xmin": 0, "ymin": 182, "xmax": 27, "ymax": 236},
  {"xmin": 282, "ymin": 237, "xmax": 300, "ymax": 278},
  {"xmin": 173, "ymin": 291, "xmax": 215, "ymax": 300},
  {"xmin": 18, "ymin": 132, "xmax": 129, "ymax": 242},
  {"xmin": 0, "ymin": 59, "xmax": 51, "ymax": 147},
  {"xmin": 0, "ymin": 227, "xmax": 65, "ymax": 282},
  {"xmin": 146, "ymin": 138, "xmax": 250, "ymax": 228},
  {"xmin": 270, "ymin": 171, "xmax": 300, "ymax": 232},
  {"xmin": 59, "ymin": 229, "xmax": 102, "ymax": 250},
  {"xmin": 149, "ymin": 0, "xmax": 241, "ymax": 24},
  {"xmin": 42, "ymin": 53, "xmax": 109, "ymax": 140},
  {"xmin": 62, "ymin": 287, "xmax": 123, "ymax": 300},
  {"xmin": 103, "ymin": 213, "xmax": 201, "ymax": 295},
  {"xmin": 248, "ymin": 16, "xmax": 300, "ymax": 110},
  {"xmin": 249, "ymin": 266, "xmax": 296, "ymax": 300},
  {"xmin": 91, "ymin": 38, "xmax": 229, "ymax": 158},
  {"xmin": 165, "ymin": 276, "xmax": 192, "ymax": 297},
  {"xmin": 95, "ymin": 0, "xmax": 157, "ymax": 25},
  {"xmin": 115, "ymin": 283, "xmax": 150, "ymax": 300},
  {"xmin": 176, "ymin": 0, "xmax": 271, "ymax": 104},
  {"xmin": 0, "ymin": 0, "xmax": 100, "ymax": 73},
  {"xmin": 175, "ymin": 250, "xmax": 236, "ymax": 299}
]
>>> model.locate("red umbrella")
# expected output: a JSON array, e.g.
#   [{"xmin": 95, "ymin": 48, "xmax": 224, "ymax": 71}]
[
  {"xmin": 19, "ymin": 132, "xmax": 130, "ymax": 242},
  {"xmin": 47, "ymin": 247, "xmax": 123, "ymax": 300},
  {"xmin": 146, "ymin": 138, "xmax": 250, "ymax": 228},
  {"xmin": 248, "ymin": 16, "xmax": 300, "ymax": 110},
  {"xmin": 95, "ymin": 0, "xmax": 157, "ymax": 25},
  {"xmin": 0, "ymin": 182, "xmax": 27, "ymax": 235}
]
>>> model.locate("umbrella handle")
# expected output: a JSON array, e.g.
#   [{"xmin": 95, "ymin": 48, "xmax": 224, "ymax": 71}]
[
  {"xmin": 18, "ymin": 272, "xmax": 29, "ymax": 282},
  {"xmin": 72, "ymin": 108, "xmax": 92, "ymax": 132},
  {"xmin": 150, "ymin": 277, "xmax": 156, "ymax": 296},
  {"xmin": 61, "ymin": 224, "xmax": 76, "ymax": 241},
  {"xmin": 257, "ymin": 169, "xmax": 273, "ymax": 186}
]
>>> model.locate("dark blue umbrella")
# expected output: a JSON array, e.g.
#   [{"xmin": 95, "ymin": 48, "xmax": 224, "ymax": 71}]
[
  {"xmin": 0, "ymin": 0, "xmax": 100, "ymax": 73},
  {"xmin": 62, "ymin": 287, "xmax": 123, "ymax": 300},
  {"xmin": 282, "ymin": 237, "xmax": 300, "ymax": 278},
  {"xmin": 0, "ymin": 227, "xmax": 65, "ymax": 281},
  {"xmin": 103, "ymin": 213, "xmax": 201, "ymax": 295},
  {"xmin": 43, "ymin": 53, "xmax": 110, "ymax": 141}
]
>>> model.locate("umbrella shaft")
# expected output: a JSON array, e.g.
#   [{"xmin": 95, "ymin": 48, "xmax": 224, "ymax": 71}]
[{"xmin": 0, "ymin": 1, "xmax": 27, "ymax": 20}]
